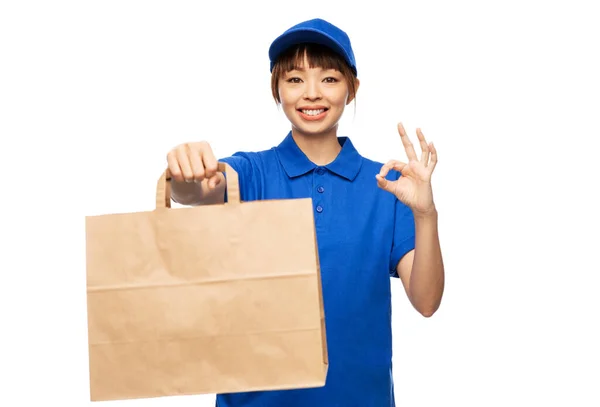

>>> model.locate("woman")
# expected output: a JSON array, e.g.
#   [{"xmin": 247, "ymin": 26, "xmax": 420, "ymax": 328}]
[{"xmin": 166, "ymin": 17, "xmax": 444, "ymax": 407}]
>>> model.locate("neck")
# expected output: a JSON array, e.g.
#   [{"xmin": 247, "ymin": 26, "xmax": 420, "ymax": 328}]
[{"xmin": 291, "ymin": 126, "xmax": 342, "ymax": 166}]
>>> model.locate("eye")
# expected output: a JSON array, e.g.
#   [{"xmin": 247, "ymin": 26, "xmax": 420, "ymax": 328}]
[
  {"xmin": 287, "ymin": 77, "xmax": 302, "ymax": 83},
  {"xmin": 323, "ymin": 77, "xmax": 338, "ymax": 83}
]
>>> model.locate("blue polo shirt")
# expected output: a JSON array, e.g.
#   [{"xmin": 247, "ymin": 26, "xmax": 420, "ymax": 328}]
[{"xmin": 216, "ymin": 132, "xmax": 415, "ymax": 407}]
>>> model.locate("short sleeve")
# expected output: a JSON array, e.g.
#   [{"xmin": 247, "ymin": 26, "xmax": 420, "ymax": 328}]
[
  {"xmin": 389, "ymin": 176, "xmax": 416, "ymax": 277},
  {"xmin": 218, "ymin": 152, "xmax": 259, "ymax": 203}
]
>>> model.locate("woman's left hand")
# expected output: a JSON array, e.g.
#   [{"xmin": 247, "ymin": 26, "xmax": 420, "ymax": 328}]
[{"xmin": 376, "ymin": 122, "xmax": 438, "ymax": 217}]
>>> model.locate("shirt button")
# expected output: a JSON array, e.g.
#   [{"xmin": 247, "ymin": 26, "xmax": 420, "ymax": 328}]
[
  {"xmin": 316, "ymin": 168, "xmax": 325, "ymax": 175},
  {"xmin": 316, "ymin": 205, "xmax": 324, "ymax": 213},
  {"xmin": 317, "ymin": 186, "xmax": 325, "ymax": 193}
]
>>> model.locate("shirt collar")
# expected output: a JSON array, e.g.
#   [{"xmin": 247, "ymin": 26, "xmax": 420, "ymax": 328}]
[{"xmin": 275, "ymin": 131, "xmax": 363, "ymax": 181}]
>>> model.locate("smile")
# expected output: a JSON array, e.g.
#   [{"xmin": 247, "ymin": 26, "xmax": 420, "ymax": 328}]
[
  {"xmin": 302, "ymin": 109, "xmax": 325, "ymax": 116},
  {"xmin": 297, "ymin": 107, "xmax": 328, "ymax": 121}
]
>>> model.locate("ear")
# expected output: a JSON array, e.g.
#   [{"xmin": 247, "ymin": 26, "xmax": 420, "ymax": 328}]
[{"xmin": 346, "ymin": 78, "xmax": 360, "ymax": 105}]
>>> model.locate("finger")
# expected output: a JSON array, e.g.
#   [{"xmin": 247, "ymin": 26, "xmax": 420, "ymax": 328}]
[
  {"xmin": 416, "ymin": 128, "xmax": 430, "ymax": 165},
  {"xmin": 398, "ymin": 122, "xmax": 418, "ymax": 162},
  {"xmin": 176, "ymin": 146, "xmax": 194, "ymax": 182},
  {"xmin": 377, "ymin": 159, "xmax": 410, "ymax": 192},
  {"xmin": 375, "ymin": 174, "xmax": 396, "ymax": 194},
  {"xmin": 428, "ymin": 142, "xmax": 438, "ymax": 172},
  {"xmin": 378, "ymin": 161, "xmax": 393, "ymax": 178},
  {"xmin": 166, "ymin": 151, "xmax": 184, "ymax": 183},
  {"xmin": 187, "ymin": 145, "xmax": 205, "ymax": 183},
  {"xmin": 375, "ymin": 174, "xmax": 395, "ymax": 193},
  {"xmin": 207, "ymin": 174, "xmax": 222, "ymax": 189},
  {"xmin": 379, "ymin": 159, "xmax": 409, "ymax": 178},
  {"xmin": 200, "ymin": 142, "xmax": 219, "ymax": 178}
]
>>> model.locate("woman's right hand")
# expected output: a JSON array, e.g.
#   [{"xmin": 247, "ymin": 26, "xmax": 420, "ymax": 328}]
[{"xmin": 166, "ymin": 141, "xmax": 222, "ymax": 188}]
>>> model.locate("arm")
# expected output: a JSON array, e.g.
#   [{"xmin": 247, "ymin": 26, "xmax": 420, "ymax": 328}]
[
  {"xmin": 397, "ymin": 209, "xmax": 444, "ymax": 317},
  {"xmin": 376, "ymin": 122, "xmax": 444, "ymax": 317}
]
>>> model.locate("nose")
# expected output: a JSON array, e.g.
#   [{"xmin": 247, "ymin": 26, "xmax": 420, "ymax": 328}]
[{"xmin": 303, "ymin": 79, "xmax": 321, "ymax": 101}]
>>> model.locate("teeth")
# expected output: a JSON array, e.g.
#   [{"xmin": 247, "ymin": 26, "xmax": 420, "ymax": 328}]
[{"xmin": 302, "ymin": 109, "xmax": 325, "ymax": 116}]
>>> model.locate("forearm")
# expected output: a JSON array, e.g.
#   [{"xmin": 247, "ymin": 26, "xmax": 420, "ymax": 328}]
[{"xmin": 409, "ymin": 209, "xmax": 445, "ymax": 316}]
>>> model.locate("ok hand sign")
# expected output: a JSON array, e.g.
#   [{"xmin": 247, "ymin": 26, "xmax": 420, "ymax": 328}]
[{"xmin": 376, "ymin": 123, "xmax": 438, "ymax": 217}]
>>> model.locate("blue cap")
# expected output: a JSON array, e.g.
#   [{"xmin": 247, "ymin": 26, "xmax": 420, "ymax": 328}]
[{"xmin": 268, "ymin": 18, "xmax": 357, "ymax": 76}]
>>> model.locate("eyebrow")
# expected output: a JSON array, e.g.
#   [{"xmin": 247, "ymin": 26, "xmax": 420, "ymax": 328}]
[{"xmin": 288, "ymin": 66, "xmax": 338, "ymax": 72}]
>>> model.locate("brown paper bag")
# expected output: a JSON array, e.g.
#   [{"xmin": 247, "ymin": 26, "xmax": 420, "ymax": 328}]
[{"xmin": 85, "ymin": 163, "xmax": 328, "ymax": 401}]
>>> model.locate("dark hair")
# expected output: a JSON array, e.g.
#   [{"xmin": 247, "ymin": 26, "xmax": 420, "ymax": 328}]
[{"xmin": 270, "ymin": 43, "xmax": 359, "ymax": 104}]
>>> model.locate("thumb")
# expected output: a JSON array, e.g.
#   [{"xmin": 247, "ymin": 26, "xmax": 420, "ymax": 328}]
[
  {"xmin": 376, "ymin": 174, "xmax": 395, "ymax": 193},
  {"xmin": 208, "ymin": 174, "xmax": 222, "ymax": 189}
]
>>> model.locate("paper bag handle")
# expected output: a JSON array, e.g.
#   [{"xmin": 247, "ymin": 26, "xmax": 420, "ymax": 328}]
[{"xmin": 155, "ymin": 162, "xmax": 240, "ymax": 209}]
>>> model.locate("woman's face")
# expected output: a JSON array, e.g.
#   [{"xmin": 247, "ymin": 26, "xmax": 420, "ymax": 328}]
[{"xmin": 278, "ymin": 53, "xmax": 355, "ymax": 138}]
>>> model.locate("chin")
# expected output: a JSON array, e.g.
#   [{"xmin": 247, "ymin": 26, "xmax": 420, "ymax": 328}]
[
  {"xmin": 289, "ymin": 116, "xmax": 341, "ymax": 137},
  {"xmin": 293, "ymin": 123, "xmax": 338, "ymax": 137}
]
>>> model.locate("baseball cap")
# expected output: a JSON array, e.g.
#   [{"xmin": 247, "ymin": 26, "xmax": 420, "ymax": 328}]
[{"xmin": 268, "ymin": 18, "xmax": 357, "ymax": 76}]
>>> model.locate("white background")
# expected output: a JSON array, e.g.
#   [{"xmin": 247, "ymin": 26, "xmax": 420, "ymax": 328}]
[{"xmin": 1, "ymin": 0, "xmax": 599, "ymax": 406}]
